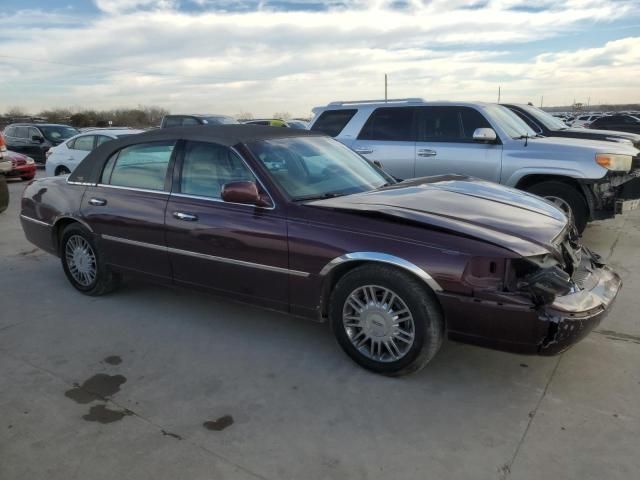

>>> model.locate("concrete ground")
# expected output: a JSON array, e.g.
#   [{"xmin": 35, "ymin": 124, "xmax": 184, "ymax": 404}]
[{"xmin": 1, "ymin": 172, "xmax": 639, "ymax": 480}]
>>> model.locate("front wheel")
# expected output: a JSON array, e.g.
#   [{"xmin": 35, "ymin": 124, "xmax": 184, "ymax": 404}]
[
  {"xmin": 55, "ymin": 166, "xmax": 71, "ymax": 176},
  {"xmin": 60, "ymin": 224, "xmax": 120, "ymax": 296},
  {"xmin": 329, "ymin": 264, "xmax": 443, "ymax": 376},
  {"xmin": 526, "ymin": 181, "xmax": 589, "ymax": 233}
]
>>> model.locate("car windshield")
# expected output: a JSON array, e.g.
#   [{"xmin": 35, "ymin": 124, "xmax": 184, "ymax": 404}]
[
  {"xmin": 204, "ymin": 116, "xmax": 238, "ymax": 125},
  {"xmin": 485, "ymin": 105, "xmax": 538, "ymax": 139},
  {"xmin": 248, "ymin": 136, "xmax": 389, "ymax": 200},
  {"xmin": 39, "ymin": 126, "xmax": 79, "ymax": 142},
  {"xmin": 519, "ymin": 105, "xmax": 569, "ymax": 130}
]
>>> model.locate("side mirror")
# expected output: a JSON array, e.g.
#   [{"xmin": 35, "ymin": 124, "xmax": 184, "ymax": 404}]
[
  {"xmin": 31, "ymin": 135, "xmax": 44, "ymax": 143},
  {"xmin": 472, "ymin": 128, "xmax": 497, "ymax": 143},
  {"xmin": 221, "ymin": 181, "xmax": 270, "ymax": 207}
]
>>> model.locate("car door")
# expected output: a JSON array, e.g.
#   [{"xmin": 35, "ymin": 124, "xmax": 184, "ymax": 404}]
[
  {"xmin": 165, "ymin": 140, "xmax": 289, "ymax": 310},
  {"xmin": 350, "ymin": 107, "xmax": 417, "ymax": 180},
  {"xmin": 414, "ymin": 106, "xmax": 502, "ymax": 182},
  {"xmin": 81, "ymin": 140, "xmax": 175, "ymax": 280},
  {"xmin": 10, "ymin": 127, "xmax": 28, "ymax": 155}
]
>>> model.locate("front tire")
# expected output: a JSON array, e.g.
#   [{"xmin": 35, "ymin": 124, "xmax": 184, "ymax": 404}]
[
  {"xmin": 60, "ymin": 224, "xmax": 119, "ymax": 296},
  {"xmin": 526, "ymin": 181, "xmax": 588, "ymax": 233},
  {"xmin": 329, "ymin": 264, "xmax": 443, "ymax": 376},
  {"xmin": 55, "ymin": 166, "xmax": 71, "ymax": 176}
]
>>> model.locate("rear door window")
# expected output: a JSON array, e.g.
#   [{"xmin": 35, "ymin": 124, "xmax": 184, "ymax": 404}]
[
  {"xmin": 310, "ymin": 109, "xmax": 357, "ymax": 137},
  {"xmin": 181, "ymin": 117, "xmax": 200, "ymax": 126},
  {"xmin": 70, "ymin": 135, "xmax": 96, "ymax": 151},
  {"xmin": 163, "ymin": 116, "xmax": 182, "ymax": 128},
  {"xmin": 417, "ymin": 106, "xmax": 491, "ymax": 142},
  {"xmin": 102, "ymin": 142, "xmax": 175, "ymax": 191},
  {"xmin": 358, "ymin": 107, "xmax": 416, "ymax": 141}
]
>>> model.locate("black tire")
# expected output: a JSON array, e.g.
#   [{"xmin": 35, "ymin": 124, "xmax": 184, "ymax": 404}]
[
  {"xmin": 526, "ymin": 181, "xmax": 589, "ymax": 233},
  {"xmin": 329, "ymin": 264, "xmax": 444, "ymax": 376},
  {"xmin": 56, "ymin": 166, "xmax": 71, "ymax": 176},
  {"xmin": 60, "ymin": 223, "xmax": 120, "ymax": 296}
]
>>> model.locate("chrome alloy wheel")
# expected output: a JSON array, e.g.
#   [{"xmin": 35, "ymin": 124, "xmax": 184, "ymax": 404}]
[
  {"xmin": 342, "ymin": 285, "xmax": 415, "ymax": 362},
  {"xmin": 65, "ymin": 235, "xmax": 97, "ymax": 287}
]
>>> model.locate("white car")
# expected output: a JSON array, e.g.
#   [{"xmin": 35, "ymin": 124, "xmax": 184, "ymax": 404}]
[
  {"xmin": 571, "ymin": 114, "xmax": 603, "ymax": 128},
  {"xmin": 45, "ymin": 128, "xmax": 143, "ymax": 176}
]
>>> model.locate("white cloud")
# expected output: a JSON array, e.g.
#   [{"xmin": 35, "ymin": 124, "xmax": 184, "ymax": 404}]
[{"xmin": 0, "ymin": 1, "xmax": 638, "ymax": 115}]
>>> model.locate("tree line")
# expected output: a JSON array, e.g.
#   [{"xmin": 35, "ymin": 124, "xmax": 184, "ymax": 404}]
[{"xmin": 1, "ymin": 106, "xmax": 170, "ymax": 128}]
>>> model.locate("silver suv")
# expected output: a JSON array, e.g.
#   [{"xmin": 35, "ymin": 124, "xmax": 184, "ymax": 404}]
[{"xmin": 309, "ymin": 99, "xmax": 640, "ymax": 232}]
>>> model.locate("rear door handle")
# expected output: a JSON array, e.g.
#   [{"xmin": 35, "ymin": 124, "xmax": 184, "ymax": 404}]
[
  {"xmin": 89, "ymin": 198, "xmax": 107, "ymax": 206},
  {"xmin": 173, "ymin": 212, "xmax": 198, "ymax": 222},
  {"xmin": 354, "ymin": 147, "xmax": 374, "ymax": 155},
  {"xmin": 417, "ymin": 149, "xmax": 437, "ymax": 157}
]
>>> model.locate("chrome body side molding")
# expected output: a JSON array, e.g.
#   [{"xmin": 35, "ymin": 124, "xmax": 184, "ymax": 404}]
[
  {"xmin": 319, "ymin": 252, "xmax": 443, "ymax": 292},
  {"xmin": 101, "ymin": 234, "xmax": 309, "ymax": 277},
  {"xmin": 20, "ymin": 214, "xmax": 52, "ymax": 227}
]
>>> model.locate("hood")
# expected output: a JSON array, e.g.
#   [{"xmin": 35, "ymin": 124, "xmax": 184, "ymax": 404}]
[
  {"xmin": 5, "ymin": 150, "xmax": 30, "ymax": 161},
  {"xmin": 526, "ymin": 135, "xmax": 639, "ymax": 155},
  {"xmin": 307, "ymin": 176, "xmax": 568, "ymax": 257}
]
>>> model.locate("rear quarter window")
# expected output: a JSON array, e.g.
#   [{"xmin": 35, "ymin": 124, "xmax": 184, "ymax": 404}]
[{"xmin": 310, "ymin": 109, "xmax": 357, "ymax": 137}]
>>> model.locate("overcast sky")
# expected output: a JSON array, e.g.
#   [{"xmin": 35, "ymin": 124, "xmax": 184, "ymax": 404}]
[{"xmin": 0, "ymin": 0, "xmax": 638, "ymax": 117}]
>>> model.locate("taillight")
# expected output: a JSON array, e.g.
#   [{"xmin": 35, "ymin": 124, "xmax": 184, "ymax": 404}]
[{"xmin": 0, "ymin": 132, "xmax": 6, "ymax": 153}]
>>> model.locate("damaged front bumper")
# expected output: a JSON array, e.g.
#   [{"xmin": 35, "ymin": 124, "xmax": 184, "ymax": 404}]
[{"xmin": 538, "ymin": 264, "xmax": 621, "ymax": 354}]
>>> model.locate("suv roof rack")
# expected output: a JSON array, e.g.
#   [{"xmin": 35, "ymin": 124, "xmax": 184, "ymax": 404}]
[{"xmin": 327, "ymin": 98, "xmax": 425, "ymax": 106}]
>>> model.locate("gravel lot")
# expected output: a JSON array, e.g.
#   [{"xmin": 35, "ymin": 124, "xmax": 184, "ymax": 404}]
[{"xmin": 1, "ymin": 172, "xmax": 639, "ymax": 480}]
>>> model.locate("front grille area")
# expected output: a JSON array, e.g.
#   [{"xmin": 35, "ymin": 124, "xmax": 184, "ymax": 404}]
[{"xmin": 11, "ymin": 158, "xmax": 26, "ymax": 168}]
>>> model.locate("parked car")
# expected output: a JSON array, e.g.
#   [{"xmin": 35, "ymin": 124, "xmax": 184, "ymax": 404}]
[
  {"xmin": 3, "ymin": 150, "xmax": 36, "ymax": 181},
  {"xmin": 160, "ymin": 114, "xmax": 238, "ymax": 128},
  {"xmin": 243, "ymin": 119, "xmax": 289, "ymax": 127},
  {"xmin": 20, "ymin": 125, "xmax": 621, "ymax": 375},
  {"xmin": 504, "ymin": 104, "xmax": 640, "ymax": 148},
  {"xmin": 587, "ymin": 115, "xmax": 640, "ymax": 134},
  {"xmin": 571, "ymin": 114, "xmax": 603, "ymax": 128},
  {"xmin": 45, "ymin": 128, "xmax": 144, "ymax": 177},
  {"xmin": 287, "ymin": 119, "xmax": 310, "ymax": 129},
  {"xmin": 3, "ymin": 123, "xmax": 79, "ymax": 165},
  {"xmin": 309, "ymin": 99, "xmax": 640, "ymax": 232}
]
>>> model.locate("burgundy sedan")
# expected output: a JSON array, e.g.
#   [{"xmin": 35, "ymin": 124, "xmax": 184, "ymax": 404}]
[
  {"xmin": 4, "ymin": 150, "xmax": 36, "ymax": 181},
  {"xmin": 20, "ymin": 126, "xmax": 621, "ymax": 375}
]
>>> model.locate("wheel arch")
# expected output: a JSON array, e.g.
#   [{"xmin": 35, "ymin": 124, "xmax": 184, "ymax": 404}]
[
  {"xmin": 51, "ymin": 216, "xmax": 94, "ymax": 254},
  {"xmin": 317, "ymin": 252, "xmax": 443, "ymax": 319},
  {"xmin": 514, "ymin": 174, "xmax": 594, "ymax": 216}
]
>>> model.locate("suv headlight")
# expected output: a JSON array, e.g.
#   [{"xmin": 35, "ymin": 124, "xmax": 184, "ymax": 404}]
[{"xmin": 595, "ymin": 153, "xmax": 632, "ymax": 172}]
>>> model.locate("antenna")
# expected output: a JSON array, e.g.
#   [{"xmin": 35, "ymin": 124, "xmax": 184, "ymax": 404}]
[
  {"xmin": 497, "ymin": 86, "xmax": 501, "ymax": 103},
  {"xmin": 384, "ymin": 74, "xmax": 388, "ymax": 102}
]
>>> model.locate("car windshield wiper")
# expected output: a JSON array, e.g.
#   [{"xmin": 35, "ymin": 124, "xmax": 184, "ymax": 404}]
[{"xmin": 294, "ymin": 192, "xmax": 348, "ymax": 202}]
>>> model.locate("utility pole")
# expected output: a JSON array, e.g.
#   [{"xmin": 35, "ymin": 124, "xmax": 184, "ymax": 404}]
[
  {"xmin": 498, "ymin": 86, "xmax": 501, "ymax": 103},
  {"xmin": 384, "ymin": 74, "xmax": 388, "ymax": 102},
  {"xmin": 540, "ymin": 95, "xmax": 544, "ymax": 108}
]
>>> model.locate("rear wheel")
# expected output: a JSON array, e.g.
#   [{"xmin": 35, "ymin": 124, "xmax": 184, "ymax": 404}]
[
  {"xmin": 329, "ymin": 264, "xmax": 443, "ymax": 376},
  {"xmin": 60, "ymin": 224, "xmax": 119, "ymax": 295},
  {"xmin": 526, "ymin": 181, "xmax": 588, "ymax": 233}
]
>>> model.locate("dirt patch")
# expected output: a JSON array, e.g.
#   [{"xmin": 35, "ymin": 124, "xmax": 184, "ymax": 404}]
[
  {"xmin": 103, "ymin": 355, "xmax": 122, "ymax": 365},
  {"xmin": 203, "ymin": 415, "xmax": 234, "ymax": 431},
  {"xmin": 83, "ymin": 404, "xmax": 133, "ymax": 424},
  {"xmin": 65, "ymin": 374, "xmax": 127, "ymax": 404}
]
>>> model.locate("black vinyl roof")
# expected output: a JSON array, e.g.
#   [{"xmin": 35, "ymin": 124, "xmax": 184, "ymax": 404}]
[{"xmin": 69, "ymin": 124, "xmax": 325, "ymax": 184}]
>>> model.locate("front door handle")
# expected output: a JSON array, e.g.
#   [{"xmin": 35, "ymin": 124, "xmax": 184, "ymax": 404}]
[
  {"xmin": 417, "ymin": 149, "xmax": 437, "ymax": 157},
  {"xmin": 89, "ymin": 198, "xmax": 107, "ymax": 206},
  {"xmin": 173, "ymin": 212, "xmax": 198, "ymax": 222},
  {"xmin": 354, "ymin": 147, "xmax": 374, "ymax": 155}
]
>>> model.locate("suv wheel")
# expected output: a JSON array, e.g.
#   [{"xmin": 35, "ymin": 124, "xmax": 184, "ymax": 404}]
[
  {"xmin": 56, "ymin": 166, "xmax": 71, "ymax": 176},
  {"xmin": 60, "ymin": 224, "xmax": 120, "ymax": 295},
  {"xmin": 526, "ymin": 181, "xmax": 588, "ymax": 233},
  {"xmin": 329, "ymin": 264, "xmax": 443, "ymax": 376}
]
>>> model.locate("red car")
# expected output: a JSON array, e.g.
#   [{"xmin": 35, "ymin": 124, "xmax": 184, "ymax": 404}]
[{"xmin": 4, "ymin": 150, "xmax": 36, "ymax": 181}]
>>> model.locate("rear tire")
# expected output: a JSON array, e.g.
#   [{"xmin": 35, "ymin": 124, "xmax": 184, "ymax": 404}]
[
  {"xmin": 329, "ymin": 264, "xmax": 443, "ymax": 376},
  {"xmin": 526, "ymin": 181, "xmax": 588, "ymax": 233},
  {"xmin": 60, "ymin": 224, "xmax": 120, "ymax": 296}
]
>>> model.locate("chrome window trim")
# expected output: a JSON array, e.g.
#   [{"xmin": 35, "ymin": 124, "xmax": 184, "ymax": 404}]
[
  {"xmin": 319, "ymin": 252, "xmax": 443, "ymax": 292},
  {"xmin": 101, "ymin": 234, "xmax": 309, "ymax": 277},
  {"xmin": 96, "ymin": 184, "xmax": 170, "ymax": 195},
  {"xmin": 170, "ymin": 193, "xmax": 275, "ymax": 210},
  {"xmin": 20, "ymin": 214, "xmax": 52, "ymax": 227},
  {"xmin": 67, "ymin": 181, "xmax": 94, "ymax": 186}
]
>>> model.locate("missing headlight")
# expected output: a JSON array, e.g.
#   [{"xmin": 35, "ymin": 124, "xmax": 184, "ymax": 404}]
[{"xmin": 517, "ymin": 266, "xmax": 573, "ymax": 305}]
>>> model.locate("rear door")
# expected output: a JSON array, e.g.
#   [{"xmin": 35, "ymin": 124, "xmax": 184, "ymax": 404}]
[
  {"xmin": 165, "ymin": 140, "xmax": 289, "ymax": 309},
  {"xmin": 350, "ymin": 107, "xmax": 417, "ymax": 180},
  {"xmin": 81, "ymin": 140, "xmax": 175, "ymax": 280}
]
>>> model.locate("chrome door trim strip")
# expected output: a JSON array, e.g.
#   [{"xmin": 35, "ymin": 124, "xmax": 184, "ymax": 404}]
[
  {"xmin": 171, "ymin": 193, "xmax": 275, "ymax": 210},
  {"xmin": 319, "ymin": 252, "xmax": 443, "ymax": 292},
  {"xmin": 101, "ymin": 234, "xmax": 309, "ymax": 277},
  {"xmin": 96, "ymin": 184, "xmax": 171, "ymax": 195},
  {"xmin": 20, "ymin": 214, "xmax": 52, "ymax": 227},
  {"xmin": 67, "ymin": 181, "xmax": 94, "ymax": 186}
]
